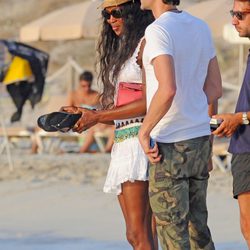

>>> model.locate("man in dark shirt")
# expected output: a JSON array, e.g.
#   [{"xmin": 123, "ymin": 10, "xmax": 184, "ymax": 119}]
[{"xmin": 213, "ymin": 0, "xmax": 250, "ymax": 248}]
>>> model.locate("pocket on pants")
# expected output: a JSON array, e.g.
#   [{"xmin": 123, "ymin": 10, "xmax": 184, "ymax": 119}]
[{"xmin": 172, "ymin": 141, "xmax": 197, "ymax": 177}]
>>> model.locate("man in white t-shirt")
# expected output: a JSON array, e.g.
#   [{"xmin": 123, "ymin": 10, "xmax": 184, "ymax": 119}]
[{"xmin": 138, "ymin": 0, "xmax": 222, "ymax": 249}]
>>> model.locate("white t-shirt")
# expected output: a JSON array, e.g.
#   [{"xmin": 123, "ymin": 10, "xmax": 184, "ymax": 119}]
[{"xmin": 143, "ymin": 11, "xmax": 215, "ymax": 143}]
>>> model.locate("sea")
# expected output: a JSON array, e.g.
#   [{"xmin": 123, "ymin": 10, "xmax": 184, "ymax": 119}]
[{"xmin": 0, "ymin": 237, "xmax": 247, "ymax": 250}]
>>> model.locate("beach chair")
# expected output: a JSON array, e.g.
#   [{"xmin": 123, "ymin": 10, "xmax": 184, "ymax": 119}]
[
  {"xmin": 212, "ymin": 140, "xmax": 232, "ymax": 172},
  {"xmin": 0, "ymin": 126, "xmax": 32, "ymax": 153},
  {"xmin": 37, "ymin": 132, "xmax": 109, "ymax": 154},
  {"xmin": 33, "ymin": 130, "xmax": 79, "ymax": 154},
  {"xmin": 0, "ymin": 125, "xmax": 32, "ymax": 170},
  {"xmin": 94, "ymin": 131, "xmax": 110, "ymax": 153}
]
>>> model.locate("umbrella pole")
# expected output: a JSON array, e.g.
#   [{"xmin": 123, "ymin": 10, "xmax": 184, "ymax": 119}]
[{"xmin": 0, "ymin": 95, "xmax": 14, "ymax": 171}]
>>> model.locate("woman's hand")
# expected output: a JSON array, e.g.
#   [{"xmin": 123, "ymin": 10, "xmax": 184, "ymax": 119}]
[
  {"xmin": 60, "ymin": 106, "xmax": 81, "ymax": 114},
  {"xmin": 73, "ymin": 108, "xmax": 98, "ymax": 133},
  {"xmin": 60, "ymin": 106, "xmax": 99, "ymax": 133}
]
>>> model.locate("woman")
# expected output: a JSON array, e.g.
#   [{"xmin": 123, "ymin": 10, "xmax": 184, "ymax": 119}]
[{"xmin": 62, "ymin": 0, "xmax": 157, "ymax": 249}]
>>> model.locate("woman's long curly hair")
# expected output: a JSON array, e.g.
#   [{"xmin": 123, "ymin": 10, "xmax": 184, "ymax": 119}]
[{"xmin": 97, "ymin": 0, "xmax": 154, "ymax": 109}]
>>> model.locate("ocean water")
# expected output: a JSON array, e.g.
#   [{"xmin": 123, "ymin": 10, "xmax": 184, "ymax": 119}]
[
  {"xmin": 0, "ymin": 238, "xmax": 128, "ymax": 250},
  {"xmin": 0, "ymin": 237, "xmax": 247, "ymax": 250}
]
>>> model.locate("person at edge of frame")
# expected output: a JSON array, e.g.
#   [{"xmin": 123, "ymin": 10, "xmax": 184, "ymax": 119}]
[
  {"xmin": 60, "ymin": 0, "xmax": 158, "ymax": 249},
  {"xmin": 213, "ymin": 0, "xmax": 250, "ymax": 248},
  {"xmin": 138, "ymin": 0, "xmax": 222, "ymax": 249}
]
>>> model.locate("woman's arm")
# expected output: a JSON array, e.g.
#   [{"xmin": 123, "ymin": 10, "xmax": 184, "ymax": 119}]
[
  {"xmin": 63, "ymin": 39, "xmax": 147, "ymax": 133},
  {"xmin": 61, "ymin": 85, "xmax": 146, "ymax": 133}
]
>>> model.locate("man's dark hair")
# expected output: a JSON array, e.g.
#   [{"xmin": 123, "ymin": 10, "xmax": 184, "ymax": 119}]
[
  {"xmin": 162, "ymin": 0, "xmax": 180, "ymax": 5},
  {"xmin": 79, "ymin": 71, "xmax": 93, "ymax": 84}
]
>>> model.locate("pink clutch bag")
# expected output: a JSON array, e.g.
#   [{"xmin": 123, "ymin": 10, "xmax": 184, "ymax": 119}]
[{"xmin": 116, "ymin": 82, "xmax": 143, "ymax": 107}]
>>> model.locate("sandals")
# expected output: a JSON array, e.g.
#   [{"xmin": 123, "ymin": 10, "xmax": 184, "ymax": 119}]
[{"xmin": 37, "ymin": 111, "xmax": 81, "ymax": 132}]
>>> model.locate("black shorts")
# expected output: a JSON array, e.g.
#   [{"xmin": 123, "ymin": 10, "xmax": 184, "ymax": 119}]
[{"xmin": 231, "ymin": 153, "xmax": 250, "ymax": 199}]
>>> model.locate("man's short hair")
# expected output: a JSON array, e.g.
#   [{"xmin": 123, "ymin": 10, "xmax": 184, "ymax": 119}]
[
  {"xmin": 162, "ymin": 0, "xmax": 180, "ymax": 5},
  {"xmin": 79, "ymin": 71, "xmax": 93, "ymax": 84}
]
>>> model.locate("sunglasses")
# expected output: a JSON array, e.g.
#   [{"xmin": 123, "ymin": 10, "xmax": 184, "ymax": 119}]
[
  {"xmin": 102, "ymin": 9, "xmax": 123, "ymax": 20},
  {"xmin": 230, "ymin": 10, "xmax": 250, "ymax": 20}
]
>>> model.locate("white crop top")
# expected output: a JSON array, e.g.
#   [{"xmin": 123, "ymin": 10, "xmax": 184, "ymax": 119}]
[{"xmin": 115, "ymin": 39, "xmax": 145, "ymax": 128}]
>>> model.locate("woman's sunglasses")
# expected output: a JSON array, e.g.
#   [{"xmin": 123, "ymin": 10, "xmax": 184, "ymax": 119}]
[
  {"xmin": 102, "ymin": 9, "xmax": 123, "ymax": 20},
  {"xmin": 230, "ymin": 10, "xmax": 250, "ymax": 21}
]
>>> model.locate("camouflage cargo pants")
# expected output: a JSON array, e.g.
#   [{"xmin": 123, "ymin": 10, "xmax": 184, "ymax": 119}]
[{"xmin": 149, "ymin": 136, "xmax": 215, "ymax": 250}]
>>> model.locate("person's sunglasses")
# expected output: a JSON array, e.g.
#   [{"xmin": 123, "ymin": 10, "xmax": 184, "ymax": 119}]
[
  {"xmin": 230, "ymin": 10, "xmax": 250, "ymax": 20},
  {"xmin": 102, "ymin": 9, "xmax": 123, "ymax": 20}
]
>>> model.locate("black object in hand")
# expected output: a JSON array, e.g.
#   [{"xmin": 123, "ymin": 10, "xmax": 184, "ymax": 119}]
[
  {"xmin": 210, "ymin": 118, "xmax": 223, "ymax": 132},
  {"xmin": 37, "ymin": 111, "xmax": 81, "ymax": 133}
]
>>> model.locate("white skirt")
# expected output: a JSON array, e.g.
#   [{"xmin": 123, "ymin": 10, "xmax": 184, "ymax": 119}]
[{"xmin": 103, "ymin": 135, "xmax": 149, "ymax": 195}]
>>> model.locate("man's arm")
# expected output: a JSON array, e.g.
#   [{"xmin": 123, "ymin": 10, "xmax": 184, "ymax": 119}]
[
  {"xmin": 203, "ymin": 56, "xmax": 222, "ymax": 104},
  {"xmin": 204, "ymin": 57, "xmax": 222, "ymax": 170},
  {"xmin": 138, "ymin": 54, "xmax": 176, "ymax": 163},
  {"xmin": 212, "ymin": 112, "xmax": 249, "ymax": 137},
  {"xmin": 208, "ymin": 56, "xmax": 248, "ymax": 137},
  {"xmin": 208, "ymin": 100, "xmax": 218, "ymax": 171}
]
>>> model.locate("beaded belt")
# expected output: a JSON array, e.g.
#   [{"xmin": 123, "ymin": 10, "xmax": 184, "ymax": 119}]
[
  {"xmin": 114, "ymin": 125, "xmax": 141, "ymax": 143},
  {"xmin": 115, "ymin": 118, "xmax": 144, "ymax": 129}
]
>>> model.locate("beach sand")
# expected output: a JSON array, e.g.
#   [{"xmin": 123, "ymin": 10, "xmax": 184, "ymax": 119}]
[{"xmin": 0, "ymin": 152, "xmax": 247, "ymax": 250}]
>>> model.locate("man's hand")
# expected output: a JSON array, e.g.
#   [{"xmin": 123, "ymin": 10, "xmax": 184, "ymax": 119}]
[
  {"xmin": 212, "ymin": 113, "xmax": 242, "ymax": 137},
  {"xmin": 60, "ymin": 106, "xmax": 98, "ymax": 133},
  {"xmin": 138, "ymin": 129, "xmax": 161, "ymax": 164}
]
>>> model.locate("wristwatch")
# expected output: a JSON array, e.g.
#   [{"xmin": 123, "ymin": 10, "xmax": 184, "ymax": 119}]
[{"xmin": 242, "ymin": 112, "xmax": 249, "ymax": 125}]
